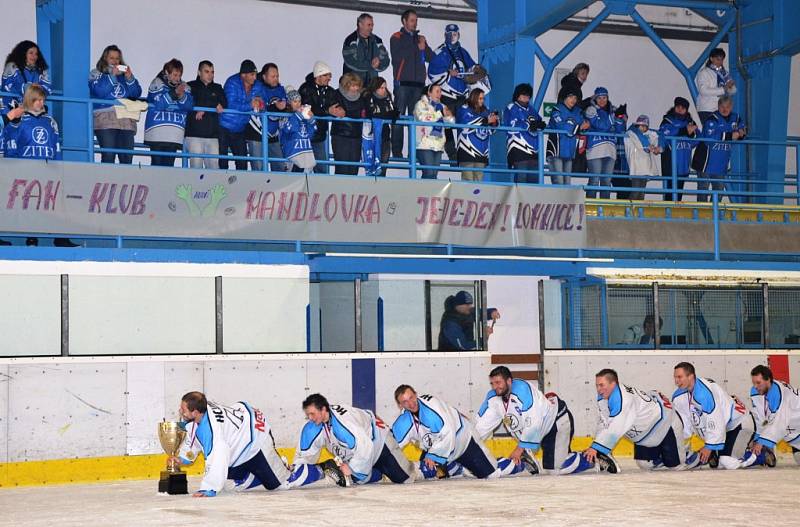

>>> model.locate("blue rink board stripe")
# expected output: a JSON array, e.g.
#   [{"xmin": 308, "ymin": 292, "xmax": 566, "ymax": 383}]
[{"xmin": 352, "ymin": 358, "xmax": 376, "ymax": 412}]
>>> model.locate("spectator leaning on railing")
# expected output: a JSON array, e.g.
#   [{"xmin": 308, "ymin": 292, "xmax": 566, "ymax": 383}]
[
  {"xmin": 144, "ymin": 59, "xmax": 193, "ymax": 167},
  {"xmin": 546, "ymin": 87, "xmax": 589, "ymax": 186},
  {"xmin": 657, "ymin": 97, "xmax": 697, "ymax": 202},
  {"xmin": 299, "ymin": 61, "xmax": 336, "ymax": 174},
  {"xmin": 247, "ymin": 63, "xmax": 288, "ymax": 172},
  {"xmin": 502, "ymin": 83, "xmax": 546, "ymax": 184},
  {"xmin": 389, "ymin": 8, "xmax": 434, "ymax": 158},
  {"xmin": 428, "ymin": 23, "xmax": 476, "ymax": 162},
  {"xmin": 219, "ymin": 59, "xmax": 264, "ymax": 171},
  {"xmin": 330, "ymin": 72, "xmax": 368, "ymax": 176},
  {"xmin": 88, "ymin": 45, "xmax": 142, "ymax": 164},
  {"xmin": 278, "ymin": 88, "xmax": 317, "ymax": 174},
  {"xmin": 584, "ymin": 87, "xmax": 626, "ymax": 199},
  {"xmin": 695, "ymin": 48, "xmax": 736, "ymax": 125},
  {"xmin": 624, "ymin": 115, "xmax": 662, "ymax": 201},
  {"xmin": 342, "ymin": 13, "xmax": 390, "ymax": 84},
  {"xmin": 691, "ymin": 94, "xmax": 746, "ymax": 203},
  {"xmin": 455, "ymin": 88, "xmax": 497, "ymax": 182},
  {"xmin": 185, "ymin": 60, "xmax": 227, "ymax": 170},
  {"xmin": 413, "ymin": 83, "xmax": 454, "ymax": 180},
  {"xmin": 364, "ymin": 77, "xmax": 398, "ymax": 177},
  {"xmin": 2, "ymin": 40, "xmax": 51, "ymax": 124}
]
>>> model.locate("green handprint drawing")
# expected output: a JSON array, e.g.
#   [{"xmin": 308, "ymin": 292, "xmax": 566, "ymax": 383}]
[{"xmin": 175, "ymin": 183, "xmax": 227, "ymax": 218}]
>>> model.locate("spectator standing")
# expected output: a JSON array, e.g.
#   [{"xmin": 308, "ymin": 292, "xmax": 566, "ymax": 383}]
[
  {"xmin": 557, "ymin": 63, "xmax": 589, "ymax": 104},
  {"xmin": 144, "ymin": 59, "xmax": 193, "ymax": 167},
  {"xmin": 413, "ymin": 83, "xmax": 454, "ymax": 179},
  {"xmin": 279, "ymin": 88, "xmax": 317, "ymax": 174},
  {"xmin": 342, "ymin": 13, "xmax": 390, "ymax": 84},
  {"xmin": 428, "ymin": 23, "xmax": 477, "ymax": 161},
  {"xmin": 695, "ymin": 48, "xmax": 736, "ymax": 124},
  {"xmin": 502, "ymin": 83, "xmax": 546, "ymax": 184},
  {"xmin": 389, "ymin": 9, "xmax": 434, "ymax": 158},
  {"xmin": 455, "ymin": 88, "xmax": 497, "ymax": 181},
  {"xmin": 247, "ymin": 63, "xmax": 288, "ymax": 172},
  {"xmin": 546, "ymin": 87, "xmax": 589, "ymax": 185},
  {"xmin": 185, "ymin": 61, "xmax": 226, "ymax": 170},
  {"xmin": 219, "ymin": 60, "xmax": 264, "ymax": 171},
  {"xmin": 3, "ymin": 84, "xmax": 76, "ymax": 247},
  {"xmin": 299, "ymin": 61, "xmax": 337, "ymax": 174},
  {"xmin": 2, "ymin": 40, "xmax": 51, "ymax": 123},
  {"xmin": 330, "ymin": 72, "xmax": 368, "ymax": 175},
  {"xmin": 88, "ymin": 45, "xmax": 142, "ymax": 164},
  {"xmin": 584, "ymin": 87, "xmax": 626, "ymax": 199},
  {"xmin": 658, "ymin": 97, "xmax": 698, "ymax": 201},
  {"xmin": 624, "ymin": 115, "xmax": 662, "ymax": 201},
  {"xmin": 364, "ymin": 77, "xmax": 398, "ymax": 177},
  {"xmin": 691, "ymin": 95, "xmax": 746, "ymax": 202}
]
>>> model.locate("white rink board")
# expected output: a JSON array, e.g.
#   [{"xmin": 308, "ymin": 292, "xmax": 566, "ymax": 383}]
[{"xmin": 2, "ymin": 458, "xmax": 799, "ymax": 527}]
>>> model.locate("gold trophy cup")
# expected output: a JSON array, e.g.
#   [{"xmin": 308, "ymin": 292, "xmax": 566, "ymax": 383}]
[{"xmin": 157, "ymin": 420, "xmax": 189, "ymax": 494}]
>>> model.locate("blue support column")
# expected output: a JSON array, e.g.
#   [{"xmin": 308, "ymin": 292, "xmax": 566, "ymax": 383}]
[{"xmin": 36, "ymin": 0, "xmax": 91, "ymax": 162}]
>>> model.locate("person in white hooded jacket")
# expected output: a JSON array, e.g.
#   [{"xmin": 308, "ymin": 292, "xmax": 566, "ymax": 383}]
[
  {"xmin": 413, "ymin": 83, "xmax": 454, "ymax": 179},
  {"xmin": 695, "ymin": 47, "xmax": 736, "ymax": 123},
  {"xmin": 624, "ymin": 115, "xmax": 662, "ymax": 200}
]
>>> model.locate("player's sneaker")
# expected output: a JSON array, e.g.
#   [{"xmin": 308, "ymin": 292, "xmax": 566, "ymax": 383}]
[
  {"xmin": 520, "ymin": 451, "xmax": 541, "ymax": 475},
  {"xmin": 320, "ymin": 459, "xmax": 349, "ymax": 487},
  {"xmin": 596, "ymin": 452, "xmax": 621, "ymax": 474}
]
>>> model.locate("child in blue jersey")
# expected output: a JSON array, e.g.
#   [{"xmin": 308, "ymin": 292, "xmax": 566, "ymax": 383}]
[
  {"xmin": 279, "ymin": 89, "xmax": 317, "ymax": 174},
  {"xmin": 2, "ymin": 40, "xmax": 51, "ymax": 123},
  {"xmin": 546, "ymin": 88, "xmax": 589, "ymax": 185},
  {"xmin": 1, "ymin": 84, "xmax": 61, "ymax": 160},
  {"xmin": 144, "ymin": 59, "xmax": 194, "ymax": 167},
  {"xmin": 456, "ymin": 88, "xmax": 497, "ymax": 181}
]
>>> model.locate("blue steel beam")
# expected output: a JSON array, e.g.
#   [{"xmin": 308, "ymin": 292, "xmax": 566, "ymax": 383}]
[{"xmin": 517, "ymin": 0, "xmax": 594, "ymax": 38}]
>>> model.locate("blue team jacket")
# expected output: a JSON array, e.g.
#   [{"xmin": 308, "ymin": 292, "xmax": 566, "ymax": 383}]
[
  {"xmin": 88, "ymin": 69, "xmax": 143, "ymax": 111},
  {"xmin": 546, "ymin": 102, "xmax": 583, "ymax": 159},
  {"xmin": 279, "ymin": 111, "xmax": 317, "ymax": 159},
  {"xmin": 1, "ymin": 111, "xmax": 62, "ymax": 160},
  {"xmin": 428, "ymin": 44, "xmax": 476, "ymax": 101},
  {"xmin": 144, "ymin": 74, "xmax": 194, "ymax": 145},
  {"xmin": 220, "ymin": 73, "xmax": 265, "ymax": 133},
  {"xmin": 502, "ymin": 101, "xmax": 543, "ymax": 157},
  {"xmin": 456, "ymin": 104, "xmax": 493, "ymax": 162},
  {"xmin": 584, "ymin": 102, "xmax": 625, "ymax": 150},
  {"xmin": 658, "ymin": 110, "xmax": 697, "ymax": 175},
  {"xmin": 691, "ymin": 110, "xmax": 743, "ymax": 176},
  {"xmin": 2, "ymin": 64, "xmax": 52, "ymax": 116}
]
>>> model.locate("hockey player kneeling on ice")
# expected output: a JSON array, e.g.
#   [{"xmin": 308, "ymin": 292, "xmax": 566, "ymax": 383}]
[
  {"xmin": 672, "ymin": 362, "xmax": 765, "ymax": 469},
  {"xmin": 174, "ymin": 391, "xmax": 332, "ymax": 497},
  {"xmin": 287, "ymin": 393, "xmax": 419, "ymax": 487},
  {"xmin": 475, "ymin": 366, "xmax": 582, "ymax": 475},
  {"xmin": 584, "ymin": 369, "xmax": 685, "ymax": 473},
  {"xmin": 749, "ymin": 365, "xmax": 800, "ymax": 466},
  {"xmin": 391, "ymin": 384, "xmax": 526, "ymax": 479}
]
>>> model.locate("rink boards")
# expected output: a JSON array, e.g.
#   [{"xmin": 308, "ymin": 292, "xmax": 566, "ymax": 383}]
[{"xmin": 0, "ymin": 350, "xmax": 797, "ymax": 487}]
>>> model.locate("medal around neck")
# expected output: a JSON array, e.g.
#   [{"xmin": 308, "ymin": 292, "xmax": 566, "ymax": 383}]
[{"xmin": 157, "ymin": 420, "xmax": 189, "ymax": 495}]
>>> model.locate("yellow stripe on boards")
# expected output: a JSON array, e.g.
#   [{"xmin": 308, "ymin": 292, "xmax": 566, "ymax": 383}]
[{"xmin": 0, "ymin": 437, "xmax": 791, "ymax": 488}]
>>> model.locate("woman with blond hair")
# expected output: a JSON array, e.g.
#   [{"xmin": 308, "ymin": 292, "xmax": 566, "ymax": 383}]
[
  {"xmin": 413, "ymin": 83, "xmax": 454, "ymax": 179},
  {"xmin": 329, "ymin": 72, "xmax": 369, "ymax": 175}
]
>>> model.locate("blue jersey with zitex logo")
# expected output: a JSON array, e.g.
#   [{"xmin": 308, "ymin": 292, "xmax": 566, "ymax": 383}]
[
  {"xmin": 88, "ymin": 69, "xmax": 143, "ymax": 111},
  {"xmin": 1, "ymin": 111, "xmax": 61, "ymax": 160},
  {"xmin": 658, "ymin": 111, "xmax": 697, "ymax": 174},
  {"xmin": 279, "ymin": 112, "xmax": 317, "ymax": 159},
  {"xmin": 691, "ymin": 111, "xmax": 743, "ymax": 176},
  {"xmin": 502, "ymin": 101, "xmax": 542, "ymax": 157}
]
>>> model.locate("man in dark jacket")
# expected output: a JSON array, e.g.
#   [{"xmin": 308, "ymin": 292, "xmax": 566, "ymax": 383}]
[
  {"xmin": 658, "ymin": 97, "xmax": 698, "ymax": 201},
  {"xmin": 389, "ymin": 8, "xmax": 434, "ymax": 158},
  {"xmin": 342, "ymin": 13, "xmax": 390, "ymax": 84},
  {"xmin": 299, "ymin": 61, "xmax": 338, "ymax": 174},
  {"xmin": 438, "ymin": 290, "xmax": 500, "ymax": 351},
  {"xmin": 186, "ymin": 60, "xmax": 227, "ymax": 169}
]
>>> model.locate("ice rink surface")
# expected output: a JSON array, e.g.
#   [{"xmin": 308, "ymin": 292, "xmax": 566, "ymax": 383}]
[{"xmin": 1, "ymin": 458, "xmax": 798, "ymax": 527}]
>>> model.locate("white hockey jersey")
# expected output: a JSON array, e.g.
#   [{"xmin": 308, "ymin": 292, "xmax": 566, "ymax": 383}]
[
  {"xmin": 475, "ymin": 379, "xmax": 558, "ymax": 451},
  {"xmin": 293, "ymin": 403, "xmax": 389, "ymax": 481},
  {"xmin": 592, "ymin": 383, "xmax": 675, "ymax": 454},
  {"xmin": 179, "ymin": 401, "xmax": 279, "ymax": 492},
  {"xmin": 672, "ymin": 377, "xmax": 747, "ymax": 451},
  {"xmin": 750, "ymin": 381, "xmax": 800, "ymax": 450},
  {"xmin": 391, "ymin": 393, "xmax": 472, "ymax": 465}
]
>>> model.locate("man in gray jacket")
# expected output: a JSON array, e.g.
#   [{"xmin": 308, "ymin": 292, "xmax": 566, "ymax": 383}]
[
  {"xmin": 389, "ymin": 8, "xmax": 434, "ymax": 158},
  {"xmin": 342, "ymin": 13, "xmax": 390, "ymax": 84}
]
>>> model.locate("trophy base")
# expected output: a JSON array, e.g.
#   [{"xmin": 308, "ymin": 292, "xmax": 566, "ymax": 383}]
[{"xmin": 158, "ymin": 471, "xmax": 188, "ymax": 495}]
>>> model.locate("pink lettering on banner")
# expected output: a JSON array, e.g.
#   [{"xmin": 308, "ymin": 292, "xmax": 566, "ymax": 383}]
[
  {"xmin": 6, "ymin": 178, "xmax": 60, "ymax": 211},
  {"xmin": 246, "ymin": 191, "xmax": 381, "ymax": 224},
  {"xmin": 88, "ymin": 183, "xmax": 148, "ymax": 215},
  {"xmin": 512, "ymin": 202, "xmax": 583, "ymax": 232}
]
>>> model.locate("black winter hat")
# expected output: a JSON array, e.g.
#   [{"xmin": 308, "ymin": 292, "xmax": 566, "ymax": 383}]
[
  {"xmin": 239, "ymin": 59, "xmax": 257, "ymax": 74},
  {"xmin": 512, "ymin": 83, "xmax": 533, "ymax": 101},
  {"xmin": 674, "ymin": 96, "xmax": 690, "ymax": 109}
]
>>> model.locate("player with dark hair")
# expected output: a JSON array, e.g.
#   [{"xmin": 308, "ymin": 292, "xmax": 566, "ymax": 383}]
[{"xmin": 749, "ymin": 365, "xmax": 798, "ymax": 466}]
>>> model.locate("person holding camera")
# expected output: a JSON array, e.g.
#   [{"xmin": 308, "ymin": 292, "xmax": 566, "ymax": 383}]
[
  {"xmin": 456, "ymin": 88, "xmax": 497, "ymax": 181},
  {"xmin": 502, "ymin": 83, "xmax": 546, "ymax": 184},
  {"xmin": 389, "ymin": 8, "xmax": 434, "ymax": 160},
  {"xmin": 413, "ymin": 83, "xmax": 454, "ymax": 179},
  {"xmin": 88, "ymin": 45, "xmax": 142, "ymax": 164}
]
